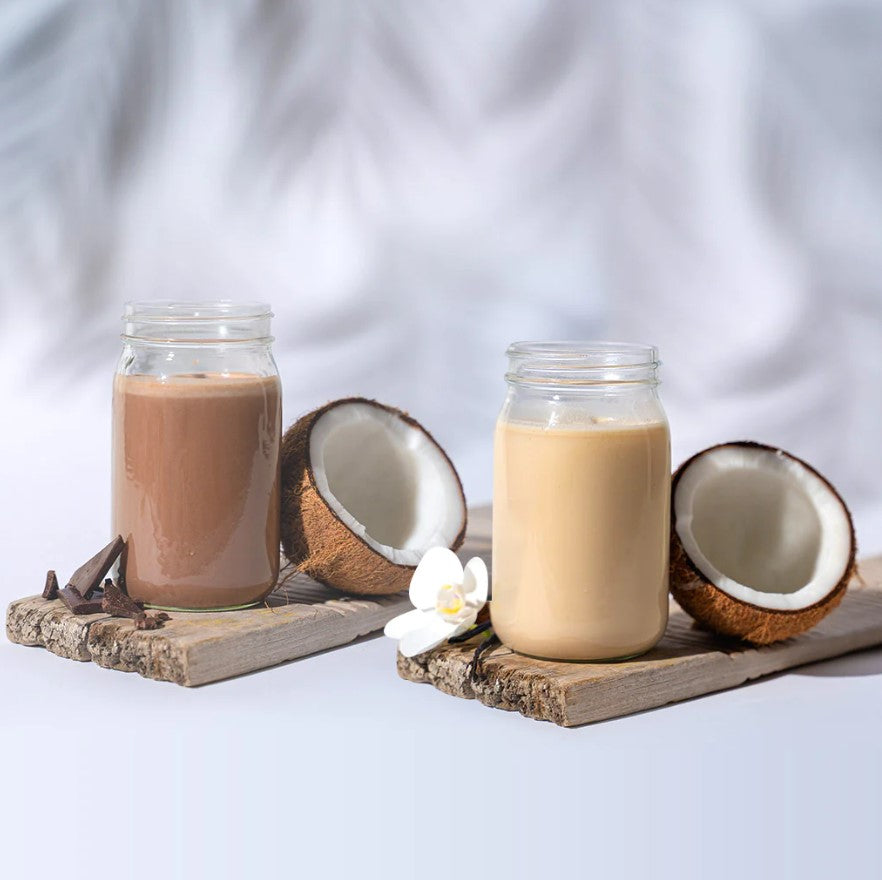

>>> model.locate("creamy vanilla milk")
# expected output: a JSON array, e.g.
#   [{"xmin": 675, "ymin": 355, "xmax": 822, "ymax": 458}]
[{"xmin": 491, "ymin": 419, "xmax": 671, "ymax": 661}]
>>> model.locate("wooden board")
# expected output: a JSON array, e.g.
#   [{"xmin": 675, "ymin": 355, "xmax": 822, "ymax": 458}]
[
  {"xmin": 398, "ymin": 510, "xmax": 882, "ymax": 727},
  {"xmin": 7, "ymin": 570, "xmax": 411, "ymax": 687}
]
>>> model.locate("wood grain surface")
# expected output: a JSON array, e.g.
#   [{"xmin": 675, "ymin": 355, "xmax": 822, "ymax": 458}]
[{"xmin": 399, "ymin": 509, "xmax": 882, "ymax": 727}]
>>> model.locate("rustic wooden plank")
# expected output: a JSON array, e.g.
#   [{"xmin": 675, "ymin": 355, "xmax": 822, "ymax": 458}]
[
  {"xmin": 4, "ymin": 507, "xmax": 493, "ymax": 686},
  {"xmin": 399, "ymin": 524, "xmax": 882, "ymax": 727},
  {"xmin": 7, "ymin": 574, "xmax": 411, "ymax": 686},
  {"xmin": 7, "ymin": 596, "xmax": 97, "ymax": 661}
]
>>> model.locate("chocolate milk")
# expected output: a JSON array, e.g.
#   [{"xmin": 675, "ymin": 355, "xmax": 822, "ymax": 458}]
[
  {"xmin": 112, "ymin": 373, "xmax": 281, "ymax": 609},
  {"xmin": 492, "ymin": 419, "xmax": 670, "ymax": 660}
]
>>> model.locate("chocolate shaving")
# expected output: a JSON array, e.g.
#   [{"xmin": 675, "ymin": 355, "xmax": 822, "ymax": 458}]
[
  {"xmin": 101, "ymin": 578, "xmax": 144, "ymax": 619},
  {"xmin": 58, "ymin": 586, "xmax": 104, "ymax": 615},
  {"xmin": 101, "ymin": 579, "xmax": 166, "ymax": 629},
  {"xmin": 67, "ymin": 536, "xmax": 125, "ymax": 599},
  {"xmin": 58, "ymin": 585, "xmax": 83, "ymax": 612},
  {"xmin": 42, "ymin": 570, "xmax": 59, "ymax": 600},
  {"xmin": 108, "ymin": 578, "xmax": 144, "ymax": 607}
]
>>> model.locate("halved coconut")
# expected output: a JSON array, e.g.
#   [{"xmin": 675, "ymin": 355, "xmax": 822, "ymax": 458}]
[
  {"xmin": 280, "ymin": 398, "xmax": 467, "ymax": 595},
  {"xmin": 671, "ymin": 442, "xmax": 856, "ymax": 645}
]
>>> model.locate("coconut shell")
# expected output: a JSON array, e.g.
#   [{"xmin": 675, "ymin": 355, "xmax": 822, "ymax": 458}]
[
  {"xmin": 669, "ymin": 442, "xmax": 857, "ymax": 645},
  {"xmin": 280, "ymin": 398, "xmax": 467, "ymax": 595}
]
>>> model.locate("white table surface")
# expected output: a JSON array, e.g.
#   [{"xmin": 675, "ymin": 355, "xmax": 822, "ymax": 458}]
[{"xmin": 2, "ymin": 396, "xmax": 881, "ymax": 880}]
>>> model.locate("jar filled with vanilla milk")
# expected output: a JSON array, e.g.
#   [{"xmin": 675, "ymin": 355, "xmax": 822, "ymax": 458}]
[{"xmin": 492, "ymin": 342, "xmax": 671, "ymax": 661}]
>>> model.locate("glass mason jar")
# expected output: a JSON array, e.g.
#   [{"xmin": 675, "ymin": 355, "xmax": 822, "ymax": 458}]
[
  {"xmin": 112, "ymin": 301, "xmax": 282, "ymax": 611},
  {"xmin": 491, "ymin": 342, "xmax": 671, "ymax": 661}
]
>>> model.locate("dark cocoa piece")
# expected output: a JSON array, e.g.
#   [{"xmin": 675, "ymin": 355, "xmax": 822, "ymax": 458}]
[
  {"xmin": 68, "ymin": 536, "xmax": 125, "ymax": 599},
  {"xmin": 42, "ymin": 571, "xmax": 59, "ymax": 600},
  {"xmin": 59, "ymin": 586, "xmax": 104, "ymax": 615},
  {"xmin": 101, "ymin": 579, "xmax": 143, "ymax": 619},
  {"xmin": 134, "ymin": 613, "xmax": 160, "ymax": 630}
]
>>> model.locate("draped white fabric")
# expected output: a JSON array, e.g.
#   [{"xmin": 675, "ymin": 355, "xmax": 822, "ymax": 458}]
[{"xmin": 1, "ymin": 1, "xmax": 881, "ymax": 547}]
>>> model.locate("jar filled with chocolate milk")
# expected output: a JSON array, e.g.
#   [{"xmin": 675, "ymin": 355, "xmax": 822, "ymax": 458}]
[
  {"xmin": 492, "ymin": 342, "xmax": 671, "ymax": 661},
  {"xmin": 112, "ymin": 302, "xmax": 282, "ymax": 610}
]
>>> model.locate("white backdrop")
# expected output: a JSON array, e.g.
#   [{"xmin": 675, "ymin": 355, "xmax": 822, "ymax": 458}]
[{"xmin": 1, "ymin": 0, "xmax": 881, "ymax": 548}]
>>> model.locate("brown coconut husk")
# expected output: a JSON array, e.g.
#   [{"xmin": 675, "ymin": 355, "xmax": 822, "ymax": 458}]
[
  {"xmin": 280, "ymin": 398, "xmax": 467, "ymax": 595},
  {"xmin": 670, "ymin": 442, "xmax": 857, "ymax": 646}
]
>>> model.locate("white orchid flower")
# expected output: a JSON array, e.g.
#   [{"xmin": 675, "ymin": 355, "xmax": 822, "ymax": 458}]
[{"xmin": 384, "ymin": 547, "xmax": 488, "ymax": 658}]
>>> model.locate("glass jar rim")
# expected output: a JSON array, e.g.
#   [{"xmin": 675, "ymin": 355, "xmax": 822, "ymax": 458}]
[
  {"xmin": 507, "ymin": 340, "xmax": 657, "ymax": 364},
  {"xmin": 122, "ymin": 300, "xmax": 274, "ymax": 344},
  {"xmin": 123, "ymin": 300, "xmax": 272, "ymax": 321},
  {"xmin": 506, "ymin": 340, "xmax": 660, "ymax": 387}
]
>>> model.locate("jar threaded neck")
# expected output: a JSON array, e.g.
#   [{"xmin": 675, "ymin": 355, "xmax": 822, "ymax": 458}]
[
  {"xmin": 122, "ymin": 301, "xmax": 273, "ymax": 344},
  {"xmin": 506, "ymin": 341, "xmax": 660, "ymax": 388}
]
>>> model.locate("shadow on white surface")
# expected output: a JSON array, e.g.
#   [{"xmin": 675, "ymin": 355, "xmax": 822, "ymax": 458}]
[{"xmin": 793, "ymin": 646, "xmax": 882, "ymax": 678}]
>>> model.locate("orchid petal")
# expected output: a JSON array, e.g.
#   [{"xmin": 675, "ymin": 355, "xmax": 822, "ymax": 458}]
[
  {"xmin": 409, "ymin": 547, "xmax": 464, "ymax": 610},
  {"xmin": 462, "ymin": 556, "xmax": 488, "ymax": 606},
  {"xmin": 384, "ymin": 608, "xmax": 432, "ymax": 640},
  {"xmin": 449, "ymin": 613, "xmax": 478, "ymax": 639},
  {"xmin": 398, "ymin": 617, "xmax": 458, "ymax": 658}
]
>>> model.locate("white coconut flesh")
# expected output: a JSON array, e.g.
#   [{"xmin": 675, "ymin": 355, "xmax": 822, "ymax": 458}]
[
  {"xmin": 308, "ymin": 401, "xmax": 465, "ymax": 567},
  {"xmin": 674, "ymin": 445, "xmax": 852, "ymax": 611}
]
